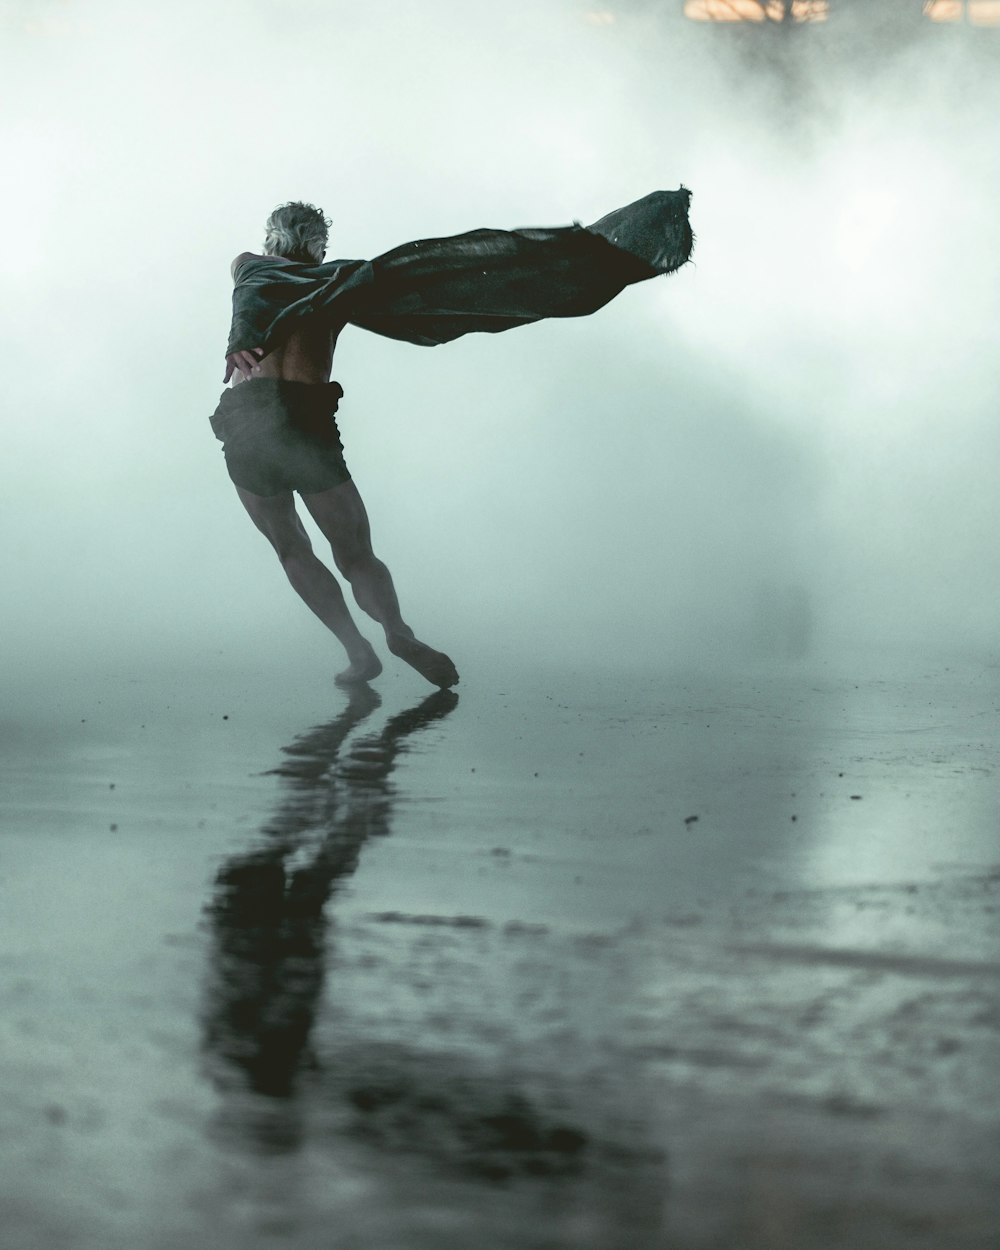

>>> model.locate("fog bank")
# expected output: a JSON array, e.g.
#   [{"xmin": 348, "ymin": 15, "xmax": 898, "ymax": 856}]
[{"xmin": 3, "ymin": 0, "xmax": 998, "ymax": 678}]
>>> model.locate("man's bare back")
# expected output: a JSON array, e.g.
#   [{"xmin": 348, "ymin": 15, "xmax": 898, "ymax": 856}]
[{"xmin": 225, "ymin": 252, "xmax": 341, "ymax": 388}]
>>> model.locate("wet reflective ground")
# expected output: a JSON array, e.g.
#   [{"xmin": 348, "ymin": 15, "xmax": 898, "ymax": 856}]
[{"xmin": 2, "ymin": 655, "xmax": 998, "ymax": 1249}]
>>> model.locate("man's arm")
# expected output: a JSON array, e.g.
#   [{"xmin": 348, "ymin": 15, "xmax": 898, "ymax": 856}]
[
  {"xmin": 223, "ymin": 253, "xmax": 264, "ymax": 382},
  {"xmin": 223, "ymin": 347, "xmax": 264, "ymax": 383}
]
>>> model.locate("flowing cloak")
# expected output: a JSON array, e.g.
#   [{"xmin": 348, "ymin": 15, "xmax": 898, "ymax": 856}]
[{"xmin": 226, "ymin": 188, "xmax": 693, "ymax": 359}]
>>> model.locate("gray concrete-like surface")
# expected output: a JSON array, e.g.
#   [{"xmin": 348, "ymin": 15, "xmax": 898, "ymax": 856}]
[{"xmin": 1, "ymin": 654, "xmax": 998, "ymax": 1249}]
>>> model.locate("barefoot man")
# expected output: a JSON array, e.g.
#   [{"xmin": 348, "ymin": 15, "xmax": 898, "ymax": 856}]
[
  {"xmin": 215, "ymin": 203, "xmax": 458, "ymax": 689},
  {"xmin": 213, "ymin": 192, "xmax": 692, "ymax": 688}
]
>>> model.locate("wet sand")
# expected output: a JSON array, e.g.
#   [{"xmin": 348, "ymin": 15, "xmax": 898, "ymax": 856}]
[{"xmin": 1, "ymin": 653, "xmax": 998, "ymax": 1250}]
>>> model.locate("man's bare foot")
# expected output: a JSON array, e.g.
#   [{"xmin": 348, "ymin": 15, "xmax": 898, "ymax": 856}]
[
  {"xmin": 335, "ymin": 643, "xmax": 383, "ymax": 687},
  {"xmin": 387, "ymin": 632, "xmax": 459, "ymax": 688}
]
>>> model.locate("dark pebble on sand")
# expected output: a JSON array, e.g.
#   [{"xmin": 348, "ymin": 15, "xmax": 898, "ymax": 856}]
[
  {"xmin": 850, "ymin": 795, "xmax": 862, "ymax": 800},
  {"xmin": 684, "ymin": 815, "xmax": 699, "ymax": 826}
]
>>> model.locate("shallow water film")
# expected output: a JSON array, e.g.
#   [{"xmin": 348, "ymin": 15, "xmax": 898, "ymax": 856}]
[{"xmin": 2, "ymin": 655, "xmax": 999, "ymax": 1250}]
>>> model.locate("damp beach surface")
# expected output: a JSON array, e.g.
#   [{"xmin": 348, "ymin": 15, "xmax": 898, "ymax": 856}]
[{"xmin": 1, "ymin": 652, "xmax": 999, "ymax": 1250}]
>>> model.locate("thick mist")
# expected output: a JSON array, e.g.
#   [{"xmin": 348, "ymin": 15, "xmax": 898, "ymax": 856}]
[{"xmin": 3, "ymin": 0, "xmax": 998, "ymax": 679}]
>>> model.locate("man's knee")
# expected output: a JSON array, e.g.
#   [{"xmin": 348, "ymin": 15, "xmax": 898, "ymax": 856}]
[
  {"xmin": 271, "ymin": 530, "xmax": 315, "ymax": 568},
  {"xmin": 330, "ymin": 538, "xmax": 374, "ymax": 580}
]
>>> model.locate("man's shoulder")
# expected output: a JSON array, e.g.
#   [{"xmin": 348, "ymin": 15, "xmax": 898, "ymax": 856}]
[{"xmin": 231, "ymin": 251, "xmax": 261, "ymax": 279}]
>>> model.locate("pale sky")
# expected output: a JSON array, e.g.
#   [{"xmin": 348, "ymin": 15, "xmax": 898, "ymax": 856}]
[{"xmin": 3, "ymin": 0, "xmax": 999, "ymax": 676}]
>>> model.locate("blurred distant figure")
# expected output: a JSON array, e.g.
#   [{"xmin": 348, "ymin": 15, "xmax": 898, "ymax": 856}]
[{"xmin": 213, "ymin": 192, "xmax": 692, "ymax": 687}]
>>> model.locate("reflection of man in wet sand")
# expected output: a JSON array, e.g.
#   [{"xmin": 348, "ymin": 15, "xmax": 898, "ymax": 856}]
[
  {"xmin": 217, "ymin": 205, "xmax": 458, "ymax": 690},
  {"xmin": 214, "ymin": 191, "xmax": 692, "ymax": 688},
  {"xmin": 204, "ymin": 685, "xmax": 459, "ymax": 1100}
]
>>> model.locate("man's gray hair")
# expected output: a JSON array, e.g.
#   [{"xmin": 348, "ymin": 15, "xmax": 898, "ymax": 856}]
[{"xmin": 263, "ymin": 201, "xmax": 331, "ymax": 263}]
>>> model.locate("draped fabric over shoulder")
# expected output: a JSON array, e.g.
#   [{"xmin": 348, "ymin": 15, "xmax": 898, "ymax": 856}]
[{"xmin": 226, "ymin": 189, "xmax": 693, "ymax": 359}]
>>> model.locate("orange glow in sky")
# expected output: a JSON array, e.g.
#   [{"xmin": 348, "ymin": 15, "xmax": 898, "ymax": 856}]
[
  {"xmin": 924, "ymin": 0, "xmax": 1000, "ymax": 22},
  {"xmin": 685, "ymin": 0, "xmax": 1000, "ymax": 23},
  {"xmin": 683, "ymin": 0, "xmax": 828, "ymax": 20}
]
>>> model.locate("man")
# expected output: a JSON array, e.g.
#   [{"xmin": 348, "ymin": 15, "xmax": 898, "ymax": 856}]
[
  {"xmin": 214, "ymin": 191, "xmax": 693, "ymax": 689},
  {"xmin": 216, "ymin": 203, "xmax": 459, "ymax": 689}
]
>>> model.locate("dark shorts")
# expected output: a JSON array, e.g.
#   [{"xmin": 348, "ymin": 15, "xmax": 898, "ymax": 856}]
[{"xmin": 209, "ymin": 379, "xmax": 351, "ymax": 497}]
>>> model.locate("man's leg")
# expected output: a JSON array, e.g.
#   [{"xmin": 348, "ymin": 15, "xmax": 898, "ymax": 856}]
[
  {"xmin": 300, "ymin": 479, "xmax": 459, "ymax": 688},
  {"xmin": 235, "ymin": 486, "xmax": 382, "ymax": 685}
]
